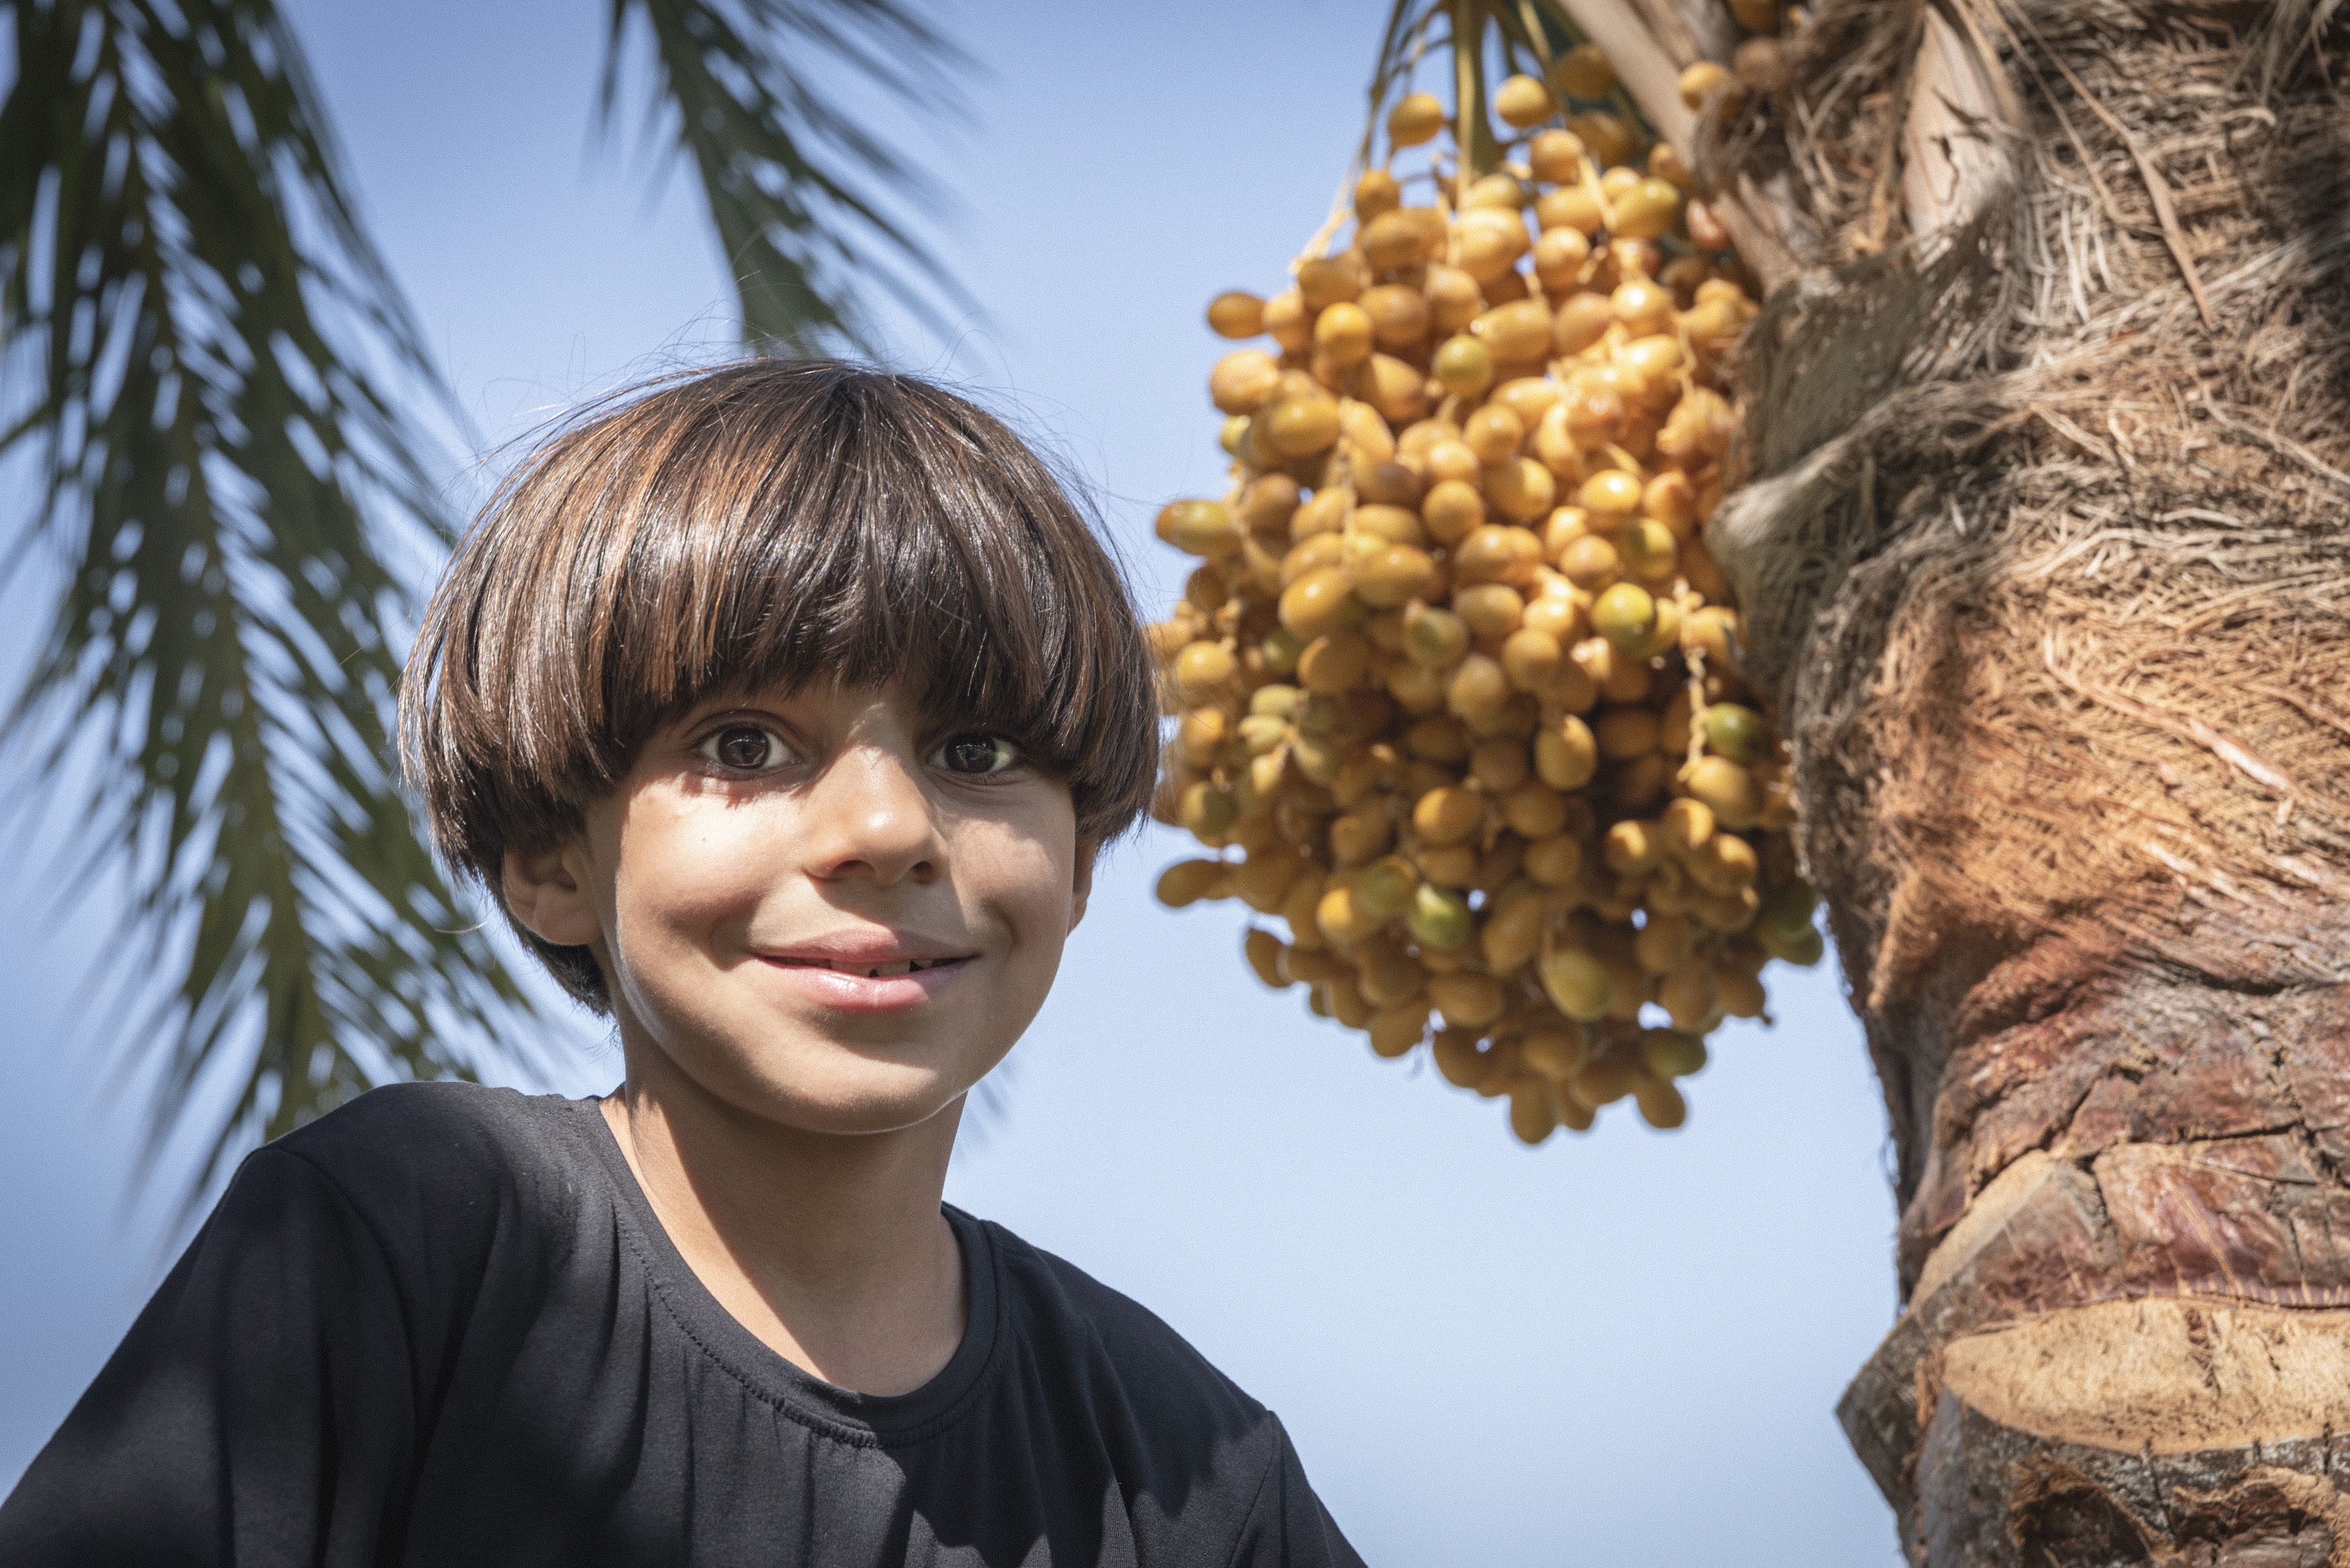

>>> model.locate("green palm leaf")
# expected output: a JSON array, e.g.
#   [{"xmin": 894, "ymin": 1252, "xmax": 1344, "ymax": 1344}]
[
  {"xmin": 0, "ymin": 0, "xmax": 526, "ymax": 1208},
  {"xmin": 603, "ymin": 0, "xmax": 980, "ymax": 354}
]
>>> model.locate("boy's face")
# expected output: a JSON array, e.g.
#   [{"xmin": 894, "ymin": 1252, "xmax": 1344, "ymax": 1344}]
[{"xmin": 505, "ymin": 680, "xmax": 1094, "ymax": 1137}]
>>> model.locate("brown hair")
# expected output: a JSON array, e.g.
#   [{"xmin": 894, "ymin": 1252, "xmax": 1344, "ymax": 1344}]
[{"xmin": 400, "ymin": 360, "xmax": 1160, "ymax": 1007}]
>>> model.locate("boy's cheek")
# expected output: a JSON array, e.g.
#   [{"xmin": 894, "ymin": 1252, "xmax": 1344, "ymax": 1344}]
[
  {"xmin": 613, "ymin": 853, "xmax": 767, "ymax": 967},
  {"xmin": 959, "ymin": 824, "xmax": 1082, "ymax": 940},
  {"xmin": 610, "ymin": 785, "xmax": 771, "ymax": 917}
]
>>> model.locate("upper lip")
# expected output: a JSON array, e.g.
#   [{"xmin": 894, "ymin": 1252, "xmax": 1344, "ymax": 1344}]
[{"xmin": 755, "ymin": 930, "xmax": 976, "ymax": 971}]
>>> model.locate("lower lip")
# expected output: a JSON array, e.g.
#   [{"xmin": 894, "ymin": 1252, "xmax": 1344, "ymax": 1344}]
[{"xmin": 753, "ymin": 957, "xmax": 972, "ymax": 1014}]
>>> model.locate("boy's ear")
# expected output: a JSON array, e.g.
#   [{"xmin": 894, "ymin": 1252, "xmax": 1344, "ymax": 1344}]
[
  {"xmin": 1068, "ymin": 839, "xmax": 1100, "ymax": 932},
  {"xmin": 502, "ymin": 840, "xmax": 604, "ymax": 949}
]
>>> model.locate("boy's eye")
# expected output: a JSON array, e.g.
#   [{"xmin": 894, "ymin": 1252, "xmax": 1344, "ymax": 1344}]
[
  {"xmin": 933, "ymin": 734, "xmax": 1021, "ymax": 777},
  {"xmin": 700, "ymin": 724, "xmax": 788, "ymax": 773}
]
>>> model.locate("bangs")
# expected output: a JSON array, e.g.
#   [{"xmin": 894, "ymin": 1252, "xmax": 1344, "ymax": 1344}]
[
  {"xmin": 604, "ymin": 373, "xmax": 1111, "ymax": 774},
  {"xmin": 402, "ymin": 360, "xmax": 1160, "ymax": 1004}
]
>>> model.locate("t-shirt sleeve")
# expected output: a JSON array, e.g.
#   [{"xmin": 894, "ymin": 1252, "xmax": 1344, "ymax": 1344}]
[
  {"xmin": 0, "ymin": 1144, "xmax": 418, "ymax": 1566},
  {"xmin": 1226, "ymin": 1418, "xmax": 1368, "ymax": 1568}
]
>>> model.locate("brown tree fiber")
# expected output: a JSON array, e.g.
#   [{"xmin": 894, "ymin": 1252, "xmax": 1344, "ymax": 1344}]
[{"xmin": 1691, "ymin": 0, "xmax": 2350, "ymax": 1560}]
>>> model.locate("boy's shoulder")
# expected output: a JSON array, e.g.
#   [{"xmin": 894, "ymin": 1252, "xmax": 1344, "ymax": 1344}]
[
  {"xmin": 262, "ymin": 1080, "xmax": 596, "ymax": 1240},
  {"xmin": 970, "ymin": 1214, "xmax": 1273, "ymax": 1442},
  {"xmin": 274, "ymin": 1077, "xmax": 581, "ymax": 1165}
]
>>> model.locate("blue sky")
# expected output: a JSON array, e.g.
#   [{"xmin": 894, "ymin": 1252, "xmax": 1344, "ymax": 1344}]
[{"xmin": 0, "ymin": 3, "xmax": 1903, "ymax": 1561}]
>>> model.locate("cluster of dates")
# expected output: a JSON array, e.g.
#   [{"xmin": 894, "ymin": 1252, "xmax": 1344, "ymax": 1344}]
[{"xmin": 1150, "ymin": 56, "xmax": 1822, "ymax": 1143}]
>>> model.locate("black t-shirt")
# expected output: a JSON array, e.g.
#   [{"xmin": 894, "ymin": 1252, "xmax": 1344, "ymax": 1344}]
[{"xmin": 0, "ymin": 1083, "xmax": 1364, "ymax": 1567}]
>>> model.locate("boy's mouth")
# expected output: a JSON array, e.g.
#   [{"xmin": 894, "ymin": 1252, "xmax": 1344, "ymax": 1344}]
[
  {"xmin": 754, "ymin": 940, "xmax": 976, "ymax": 1013},
  {"xmin": 768, "ymin": 956, "xmax": 965, "ymax": 979}
]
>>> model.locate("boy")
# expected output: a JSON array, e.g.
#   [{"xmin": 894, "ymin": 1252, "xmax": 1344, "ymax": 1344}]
[{"xmin": 0, "ymin": 362, "xmax": 1365, "ymax": 1566}]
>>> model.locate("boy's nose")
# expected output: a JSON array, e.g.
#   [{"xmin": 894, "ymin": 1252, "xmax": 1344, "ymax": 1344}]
[{"xmin": 799, "ymin": 744, "xmax": 942, "ymax": 887}]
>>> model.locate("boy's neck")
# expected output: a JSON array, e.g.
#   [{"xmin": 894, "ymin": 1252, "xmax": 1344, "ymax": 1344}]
[{"xmin": 600, "ymin": 1045, "xmax": 968, "ymax": 1399}]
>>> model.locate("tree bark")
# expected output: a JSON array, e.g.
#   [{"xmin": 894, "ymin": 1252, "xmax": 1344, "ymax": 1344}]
[
  {"xmin": 1836, "ymin": 965, "xmax": 2350, "ymax": 1565},
  {"xmin": 1688, "ymin": 1, "xmax": 2350, "ymax": 1560}
]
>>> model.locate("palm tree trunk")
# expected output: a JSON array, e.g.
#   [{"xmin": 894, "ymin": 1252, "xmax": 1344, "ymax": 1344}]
[{"xmin": 1688, "ymin": 1, "xmax": 2350, "ymax": 1558}]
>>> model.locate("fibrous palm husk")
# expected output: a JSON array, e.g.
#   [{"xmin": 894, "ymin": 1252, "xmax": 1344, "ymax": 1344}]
[
  {"xmin": 1673, "ymin": 0, "xmax": 2350, "ymax": 1559},
  {"xmin": 1709, "ymin": 0, "xmax": 2350, "ymax": 1208}
]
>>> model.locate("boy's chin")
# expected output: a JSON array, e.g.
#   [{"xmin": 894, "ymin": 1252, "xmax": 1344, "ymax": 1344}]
[
  {"xmin": 736, "ymin": 1054, "xmax": 981, "ymax": 1139},
  {"xmin": 630, "ymin": 1010, "xmax": 1000, "ymax": 1140}
]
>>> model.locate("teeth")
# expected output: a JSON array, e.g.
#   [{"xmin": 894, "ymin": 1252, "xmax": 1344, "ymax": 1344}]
[{"xmin": 850, "ymin": 959, "xmax": 947, "ymax": 978}]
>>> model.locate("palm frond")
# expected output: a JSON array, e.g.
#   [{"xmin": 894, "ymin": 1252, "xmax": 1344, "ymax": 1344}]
[
  {"xmin": 601, "ymin": 0, "xmax": 980, "ymax": 355},
  {"xmin": 0, "ymin": 0, "xmax": 527, "ymax": 1211}
]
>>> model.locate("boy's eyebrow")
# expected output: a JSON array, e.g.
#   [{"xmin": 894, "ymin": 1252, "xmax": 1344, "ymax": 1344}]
[{"xmin": 670, "ymin": 688, "xmax": 1012, "ymax": 729}]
